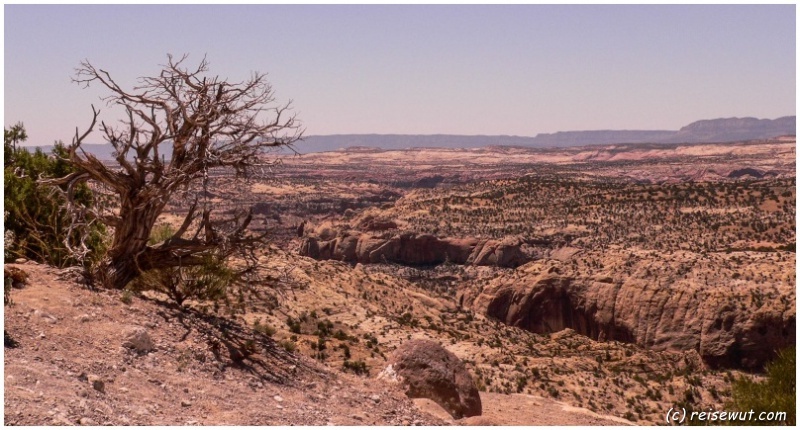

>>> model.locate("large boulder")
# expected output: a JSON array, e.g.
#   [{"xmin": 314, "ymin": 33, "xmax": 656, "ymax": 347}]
[{"xmin": 378, "ymin": 339, "xmax": 481, "ymax": 419}]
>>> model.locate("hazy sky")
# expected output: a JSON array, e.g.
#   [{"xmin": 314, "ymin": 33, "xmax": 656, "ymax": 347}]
[{"xmin": 4, "ymin": 4, "xmax": 796, "ymax": 146}]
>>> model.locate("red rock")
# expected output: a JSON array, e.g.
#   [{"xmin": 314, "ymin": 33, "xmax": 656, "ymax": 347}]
[{"xmin": 378, "ymin": 339, "xmax": 481, "ymax": 419}]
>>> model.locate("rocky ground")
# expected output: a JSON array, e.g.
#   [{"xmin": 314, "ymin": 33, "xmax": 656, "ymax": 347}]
[
  {"xmin": 4, "ymin": 261, "xmax": 628, "ymax": 426},
  {"xmin": 3, "ymin": 262, "xmax": 446, "ymax": 426}
]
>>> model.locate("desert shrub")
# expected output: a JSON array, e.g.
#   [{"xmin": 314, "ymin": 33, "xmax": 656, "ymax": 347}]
[
  {"xmin": 129, "ymin": 254, "xmax": 233, "ymax": 307},
  {"xmin": 3, "ymin": 267, "xmax": 26, "ymax": 306},
  {"xmin": 148, "ymin": 223, "xmax": 176, "ymax": 246},
  {"xmin": 4, "ymin": 127, "xmax": 107, "ymax": 267},
  {"xmin": 342, "ymin": 359, "xmax": 369, "ymax": 376},
  {"xmin": 127, "ymin": 223, "xmax": 234, "ymax": 307},
  {"xmin": 725, "ymin": 346, "xmax": 795, "ymax": 425},
  {"xmin": 3, "ymin": 266, "xmax": 28, "ymax": 307},
  {"xmin": 279, "ymin": 339, "xmax": 297, "ymax": 353},
  {"xmin": 286, "ymin": 316, "xmax": 302, "ymax": 334},
  {"xmin": 3, "ymin": 277, "xmax": 9, "ymax": 307},
  {"xmin": 120, "ymin": 289, "xmax": 134, "ymax": 305},
  {"xmin": 253, "ymin": 318, "xmax": 276, "ymax": 337}
]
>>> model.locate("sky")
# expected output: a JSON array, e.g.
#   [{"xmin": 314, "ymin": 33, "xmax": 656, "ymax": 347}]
[{"xmin": 3, "ymin": 4, "xmax": 796, "ymax": 146}]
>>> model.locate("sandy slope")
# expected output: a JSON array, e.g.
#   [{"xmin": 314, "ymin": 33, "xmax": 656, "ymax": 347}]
[{"xmin": 4, "ymin": 261, "xmax": 631, "ymax": 426}]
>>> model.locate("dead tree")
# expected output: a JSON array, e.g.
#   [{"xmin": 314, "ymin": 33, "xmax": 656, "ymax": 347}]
[{"xmin": 48, "ymin": 54, "xmax": 303, "ymax": 290}]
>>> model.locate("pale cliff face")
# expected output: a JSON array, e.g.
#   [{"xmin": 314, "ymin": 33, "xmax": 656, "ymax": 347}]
[{"xmin": 467, "ymin": 248, "xmax": 795, "ymax": 369}]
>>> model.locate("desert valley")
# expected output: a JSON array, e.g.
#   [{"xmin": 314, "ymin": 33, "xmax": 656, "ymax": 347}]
[
  {"xmin": 4, "ymin": 135, "xmax": 795, "ymax": 425},
  {"xmin": 5, "ymin": 4, "xmax": 796, "ymax": 427}
]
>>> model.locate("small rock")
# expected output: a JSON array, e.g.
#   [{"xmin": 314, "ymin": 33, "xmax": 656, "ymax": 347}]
[
  {"xmin": 181, "ymin": 400, "xmax": 192, "ymax": 408},
  {"xmin": 370, "ymin": 394, "xmax": 381, "ymax": 404},
  {"xmin": 76, "ymin": 314, "xmax": 91, "ymax": 323},
  {"xmin": 52, "ymin": 415, "xmax": 73, "ymax": 426},
  {"xmin": 273, "ymin": 395, "xmax": 283, "ymax": 402},
  {"xmin": 122, "ymin": 326, "xmax": 155, "ymax": 354},
  {"xmin": 86, "ymin": 374, "xmax": 105, "ymax": 393},
  {"xmin": 79, "ymin": 417, "xmax": 95, "ymax": 425}
]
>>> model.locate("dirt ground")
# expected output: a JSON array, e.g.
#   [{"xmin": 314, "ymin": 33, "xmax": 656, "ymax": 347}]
[{"xmin": 3, "ymin": 261, "xmax": 629, "ymax": 426}]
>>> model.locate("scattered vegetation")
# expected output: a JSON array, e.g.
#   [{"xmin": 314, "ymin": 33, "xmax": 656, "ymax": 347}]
[
  {"xmin": 725, "ymin": 347, "xmax": 795, "ymax": 425},
  {"xmin": 396, "ymin": 176, "xmax": 795, "ymax": 253}
]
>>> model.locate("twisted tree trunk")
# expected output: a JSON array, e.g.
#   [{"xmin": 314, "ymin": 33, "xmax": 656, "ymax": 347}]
[{"xmin": 95, "ymin": 197, "xmax": 164, "ymax": 290}]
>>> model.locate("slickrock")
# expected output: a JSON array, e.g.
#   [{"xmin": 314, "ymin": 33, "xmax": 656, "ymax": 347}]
[
  {"xmin": 464, "ymin": 249, "xmax": 795, "ymax": 369},
  {"xmin": 300, "ymin": 230, "xmax": 535, "ymax": 268}
]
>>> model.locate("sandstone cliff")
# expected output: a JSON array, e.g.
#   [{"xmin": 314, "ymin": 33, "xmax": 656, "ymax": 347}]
[
  {"xmin": 299, "ymin": 230, "xmax": 536, "ymax": 268},
  {"xmin": 463, "ymin": 248, "xmax": 795, "ymax": 369}
]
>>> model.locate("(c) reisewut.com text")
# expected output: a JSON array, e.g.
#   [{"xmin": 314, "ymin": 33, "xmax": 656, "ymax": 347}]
[{"xmin": 666, "ymin": 407, "xmax": 787, "ymax": 424}]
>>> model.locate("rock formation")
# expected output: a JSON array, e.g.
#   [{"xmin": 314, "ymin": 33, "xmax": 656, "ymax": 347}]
[
  {"xmin": 463, "ymin": 251, "xmax": 795, "ymax": 370},
  {"xmin": 378, "ymin": 339, "xmax": 482, "ymax": 419},
  {"xmin": 300, "ymin": 231, "xmax": 534, "ymax": 268}
]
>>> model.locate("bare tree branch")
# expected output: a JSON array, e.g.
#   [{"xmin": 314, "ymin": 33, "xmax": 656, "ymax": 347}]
[{"xmin": 49, "ymin": 54, "xmax": 304, "ymax": 289}]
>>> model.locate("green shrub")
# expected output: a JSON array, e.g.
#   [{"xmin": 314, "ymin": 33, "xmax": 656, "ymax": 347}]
[
  {"xmin": 279, "ymin": 339, "xmax": 297, "ymax": 353},
  {"xmin": 128, "ymin": 223, "xmax": 234, "ymax": 307},
  {"xmin": 342, "ymin": 359, "xmax": 369, "ymax": 376},
  {"xmin": 120, "ymin": 289, "xmax": 134, "ymax": 305},
  {"xmin": 286, "ymin": 316, "xmax": 302, "ymax": 334},
  {"xmin": 725, "ymin": 347, "xmax": 795, "ymax": 425},
  {"xmin": 4, "ymin": 124, "xmax": 106, "ymax": 267},
  {"xmin": 3, "ymin": 278, "xmax": 9, "ymax": 307},
  {"xmin": 253, "ymin": 318, "xmax": 276, "ymax": 337},
  {"xmin": 129, "ymin": 253, "xmax": 233, "ymax": 307},
  {"xmin": 148, "ymin": 223, "xmax": 177, "ymax": 245}
]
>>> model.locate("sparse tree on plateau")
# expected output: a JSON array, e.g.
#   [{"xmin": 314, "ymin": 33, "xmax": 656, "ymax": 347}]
[{"xmin": 48, "ymin": 54, "xmax": 303, "ymax": 290}]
